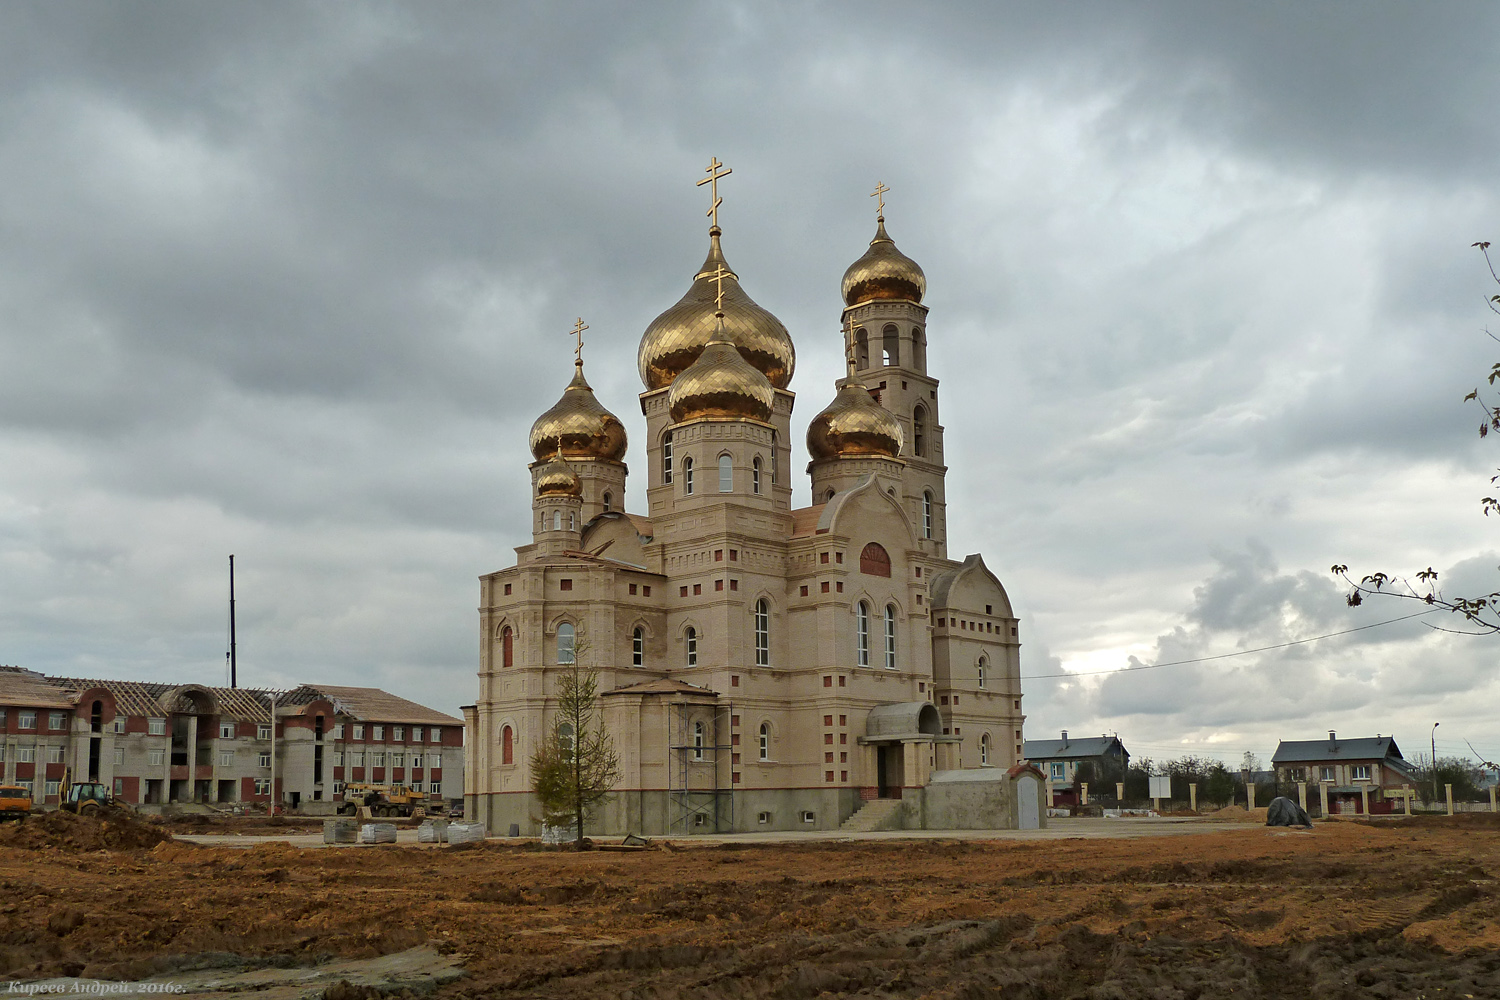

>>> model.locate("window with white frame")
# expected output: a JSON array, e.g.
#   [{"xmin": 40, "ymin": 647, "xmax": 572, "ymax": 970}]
[
  {"xmin": 333, "ymin": 751, "xmax": 344, "ymax": 767},
  {"xmin": 332, "ymin": 781, "xmax": 345, "ymax": 795},
  {"xmin": 683, "ymin": 456, "xmax": 694, "ymax": 494},
  {"xmin": 978, "ymin": 656, "xmax": 987, "ymax": 689},
  {"xmin": 112, "ymin": 718, "xmax": 126, "ymax": 733},
  {"xmin": 353, "ymin": 724, "xmax": 365, "ymax": 739},
  {"xmin": 390, "ymin": 753, "xmax": 403, "ymax": 769},
  {"xmin": 410, "ymin": 781, "xmax": 424, "ymax": 793},
  {"xmin": 693, "ymin": 721, "xmax": 704, "ymax": 760},
  {"xmin": 428, "ymin": 753, "xmax": 441, "ymax": 769},
  {"xmin": 19, "ymin": 712, "xmax": 36, "ymax": 729},
  {"xmin": 48, "ymin": 712, "xmax": 64, "ymax": 730},
  {"xmin": 718, "ymin": 454, "xmax": 733, "ymax": 493},
  {"xmin": 923, "ymin": 491, "xmax": 933, "ymax": 539},
  {"xmin": 663, "ymin": 432, "xmax": 673, "ymax": 483},
  {"xmin": 1049, "ymin": 761, "xmax": 1065, "ymax": 780},
  {"xmin": 686, "ymin": 627, "xmax": 698, "ymax": 666},
  {"xmin": 113, "ymin": 778, "xmax": 124, "ymax": 797},
  {"xmin": 220, "ymin": 722, "xmax": 236, "ymax": 738},
  {"xmin": 258, "ymin": 723, "xmax": 272, "ymax": 740},
  {"xmin": 351, "ymin": 752, "xmax": 365, "ymax": 767},
  {"xmin": 148, "ymin": 749, "xmax": 165, "ymax": 766},
  {"xmin": 557, "ymin": 623, "xmax": 575, "ymax": 664},
  {"xmin": 884, "ymin": 604, "xmax": 896, "ymax": 669},
  {"xmin": 1353, "ymin": 765, "xmax": 1371, "ymax": 781},
  {"xmin": 633, "ymin": 627, "xmax": 644, "ymax": 667},
  {"xmin": 752, "ymin": 456, "xmax": 762, "ymax": 494},
  {"xmin": 980, "ymin": 733, "xmax": 991, "ymax": 766},
  {"xmin": 333, "ymin": 722, "xmax": 345, "ymax": 739},
  {"xmin": 45, "ymin": 780, "xmax": 60, "ymax": 797},
  {"xmin": 254, "ymin": 778, "xmax": 271, "ymax": 795},
  {"xmin": 17, "ymin": 748, "xmax": 35, "ymax": 763},
  {"xmin": 856, "ymin": 602, "xmax": 870, "ymax": 667},
  {"xmin": 1320, "ymin": 766, "xmax": 1336, "ymax": 782},
  {"xmin": 412, "ymin": 727, "xmax": 424, "ymax": 742},
  {"xmin": 218, "ymin": 750, "xmax": 235, "ymax": 766},
  {"xmin": 148, "ymin": 718, "xmax": 166, "ymax": 735},
  {"xmin": 16, "ymin": 780, "xmax": 33, "ymax": 797},
  {"xmin": 394, "ymin": 726, "xmax": 404, "ymax": 741},
  {"xmin": 759, "ymin": 723, "xmax": 770, "ymax": 761},
  {"xmin": 373, "ymin": 725, "xmax": 384, "ymax": 740},
  {"xmin": 430, "ymin": 727, "xmax": 441, "ymax": 743},
  {"xmin": 258, "ymin": 751, "xmax": 271, "ymax": 767},
  {"xmin": 113, "ymin": 747, "xmax": 124, "ymax": 765},
  {"xmin": 372, "ymin": 752, "xmax": 386, "ymax": 768},
  {"xmin": 45, "ymin": 745, "xmax": 65, "ymax": 764},
  {"xmin": 754, "ymin": 599, "xmax": 769, "ymax": 666}
]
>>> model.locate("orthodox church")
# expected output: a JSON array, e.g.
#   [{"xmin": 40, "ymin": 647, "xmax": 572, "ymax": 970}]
[{"xmin": 463, "ymin": 171, "xmax": 1032, "ymax": 834}]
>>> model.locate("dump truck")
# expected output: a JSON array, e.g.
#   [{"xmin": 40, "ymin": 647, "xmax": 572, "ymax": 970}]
[
  {"xmin": 339, "ymin": 782, "xmax": 437, "ymax": 818},
  {"xmin": 0, "ymin": 785, "xmax": 31, "ymax": 821}
]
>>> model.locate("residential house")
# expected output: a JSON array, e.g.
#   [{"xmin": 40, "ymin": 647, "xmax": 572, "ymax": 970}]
[
  {"xmin": 1022, "ymin": 731, "xmax": 1129, "ymax": 806},
  {"xmin": 1270, "ymin": 731, "xmax": 1418, "ymax": 815}
]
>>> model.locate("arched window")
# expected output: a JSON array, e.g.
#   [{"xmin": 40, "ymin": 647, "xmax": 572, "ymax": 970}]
[
  {"xmin": 923, "ymin": 491, "xmax": 933, "ymax": 539},
  {"xmin": 501, "ymin": 725, "xmax": 513, "ymax": 765},
  {"xmin": 980, "ymin": 733, "xmax": 990, "ymax": 766},
  {"xmin": 684, "ymin": 457, "xmax": 694, "ymax": 495},
  {"xmin": 824, "ymin": 488, "xmax": 836, "ymax": 502},
  {"xmin": 568, "ymin": 511, "xmax": 575, "ymax": 531},
  {"xmin": 685, "ymin": 626, "xmax": 698, "ymax": 666},
  {"xmin": 855, "ymin": 328, "xmax": 869, "ymax": 369},
  {"xmin": 663, "ymin": 432, "xmax": 674, "ymax": 484},
  {"xmin": 557, "ymin": 623, "xmax": 575, "ymax": 664},
  {"xmin": 718, "ymin": 454, "xmax": 733, "ymax": 493},
  {"xmin": 978, "ymin": 656, "xmax": 987, "ymax": 689},
  {"xmin": 758, "ymin": 723, "xmax": 769, "ymax": 761},
  {"xmin": 883, "ymin": 325, "xmax": 900, "ymax": 367},
  {"xmin": 632, "ymin": 627, "xmax": 644, "ymax": 667},
  {"xmin": 884, "ymin": 605, "xmax": 897, "ymax": 669},
  {"xmin": 693, "ymin": 720, "xmax": 704, "ymax": 760},
  {"xmin": 913, "ymin": 406, "xmax": 927, "ymax": 458},
  {"xmin": 602, "ymin": 492, "xmax": 612, "ymax": 512},
  {"xmin": 860, "ymin": 542, "xmax": 891, "ymax": 577},
  {"xmin": 558, "ymin": 721, "xmax": 575, "ymax": 757},
  {"xmin": 754, "ymin": 599, "xmax": 770, "ymax": 666},
  {"xmin": 752, "ymin": 457, "xmax": 762, "ymax": 494},
  {"xmin": 552, "ymin": 510, "xmax": 562, "ymax": 531},
  {"xmin": 502, "ymin": 626, "xmax": 514, "ymax": 668}
]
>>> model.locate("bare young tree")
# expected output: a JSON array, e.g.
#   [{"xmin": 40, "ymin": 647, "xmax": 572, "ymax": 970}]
[
  {"xmin": 530, "ymin": 640, "xmax": 621, "ymax": 849},
  {"xmin": 1333, "ymin": 241, "xmax": 1500, "ymax": 634}
]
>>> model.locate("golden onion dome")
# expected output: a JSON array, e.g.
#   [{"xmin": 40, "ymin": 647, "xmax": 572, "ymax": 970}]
[
  {"xmin": 638, "ymin": 228, "xmax": 796, "ymax": 390},
  {"xmin": 528, "ymin": 363, "xmax": 628, "ymax": 462},
  {"xmin": 533, "ymin": 451, "xmax": 582, "ymax": 498},
  {"xmin": 806, "ymin": 379, "xmax": 904, "ymax": 460},
  {"xmin": 667, "ymin": 329, "xmax": 775, "ymax": 423},
  {"xmin": 841, "ymin": 217, "xmax": 926, "ymax": 307}
]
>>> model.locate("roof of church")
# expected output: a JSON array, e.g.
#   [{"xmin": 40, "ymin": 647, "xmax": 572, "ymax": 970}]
[{"xmin": 788, "ymin": 503, "xmax": 827, "ymax": 538}]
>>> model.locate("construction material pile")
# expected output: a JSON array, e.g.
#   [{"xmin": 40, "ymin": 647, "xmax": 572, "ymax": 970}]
[{"xmin": 0, "ymin": 808, "xmax": 172, "ymax": 852}]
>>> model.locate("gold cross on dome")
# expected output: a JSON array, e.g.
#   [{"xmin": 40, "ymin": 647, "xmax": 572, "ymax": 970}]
[
  {"xmin": 707, "ymin": 264, "xmax": 731, "ymax": 315},
  {"xmin": 871, "ymin": 180, "xmax": 889, "ymax": 218},
  {"xmin": 696, "ymin": 156, "xmax": 733, "ymax": 229},
  {"xmin": 569, "ymin": 317, "xmax": 588, "ymax": 364}
]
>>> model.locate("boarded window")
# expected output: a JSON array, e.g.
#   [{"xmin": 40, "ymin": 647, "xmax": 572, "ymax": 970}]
[{"xmin": 860, "ymin": 542, "xmax": 891, "ymax": 577}]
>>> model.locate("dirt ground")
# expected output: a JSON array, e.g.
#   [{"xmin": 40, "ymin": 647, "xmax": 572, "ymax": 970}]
[{"xmin": 2, "ymin": 812, "xmax": 1498, "ymax": 998}]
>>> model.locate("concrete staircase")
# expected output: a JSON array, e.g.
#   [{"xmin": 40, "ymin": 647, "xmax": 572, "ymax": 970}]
[{"xmin": 840, "ymin": 797, "xmax": 905, "ymax": 833}]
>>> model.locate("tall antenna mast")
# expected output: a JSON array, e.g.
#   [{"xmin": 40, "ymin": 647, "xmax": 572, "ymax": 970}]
[{"xmin": 228, "ymin": 554, "xmax": 238, "ymax": 689}]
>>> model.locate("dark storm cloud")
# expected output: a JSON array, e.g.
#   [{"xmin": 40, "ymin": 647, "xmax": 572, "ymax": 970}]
[{"xmin": 0, "ymin": 2, "xmax": 1497, "ymax": 735}]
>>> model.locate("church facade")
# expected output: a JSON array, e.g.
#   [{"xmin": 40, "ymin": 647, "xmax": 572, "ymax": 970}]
[{"xmin": 463, "ymin": 180, "xmax": 1030, "ymax": 835}]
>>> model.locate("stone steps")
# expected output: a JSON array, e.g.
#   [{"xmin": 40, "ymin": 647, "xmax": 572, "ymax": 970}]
[{"xmin": 840, "ymin": 797, "xmax": 904, "ymax": 832}]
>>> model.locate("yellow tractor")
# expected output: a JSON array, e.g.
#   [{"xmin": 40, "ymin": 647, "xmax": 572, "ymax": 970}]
[{"xmin": 59, "ymin": 769, "xmax": 112, "ymax": 815}]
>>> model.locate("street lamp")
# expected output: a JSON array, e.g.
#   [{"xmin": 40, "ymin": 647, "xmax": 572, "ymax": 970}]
[{"xmin": 1430, "ymin": 722, "xmax": 1440, "ymax": 806}]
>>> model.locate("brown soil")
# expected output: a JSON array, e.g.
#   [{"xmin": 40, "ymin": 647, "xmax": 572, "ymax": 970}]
[
  {"xmin": 159, "ymin": 813, "xmax": 324, "ymax": 836},
  {"xmin": 0, "ymin": 809, "xmax": 171, "ymax": 852},
  {"xmin": 1, "ymin": 822, "xmax": 1498, "ymax": 997}
]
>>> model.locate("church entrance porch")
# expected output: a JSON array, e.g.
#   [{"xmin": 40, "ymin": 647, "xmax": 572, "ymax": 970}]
[{"xmin": 877, "ymin": 744, "xmax": 903, "ymax": 799}]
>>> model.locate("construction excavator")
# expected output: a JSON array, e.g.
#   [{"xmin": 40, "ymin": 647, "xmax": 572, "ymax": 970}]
[{"xmin": 59, "ymin": 768, "xmax": 113, "ymax": 815}]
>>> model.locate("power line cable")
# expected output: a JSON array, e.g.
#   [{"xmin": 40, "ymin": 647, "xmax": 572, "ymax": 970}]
[{"xmin": 1021, "ymin": 610, "xmax": 1438, "ymax": 681}]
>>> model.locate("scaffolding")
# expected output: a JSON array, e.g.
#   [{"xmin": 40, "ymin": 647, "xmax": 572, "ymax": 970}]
[{"xmin": 668, "ymin": 697, "xmax": 733, "ymax": 834}]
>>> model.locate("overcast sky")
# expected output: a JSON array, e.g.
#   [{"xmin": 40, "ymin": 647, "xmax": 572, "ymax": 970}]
[{"xmin": 2, "ymin": 2, "xmax": 1497, "ymax": 769}]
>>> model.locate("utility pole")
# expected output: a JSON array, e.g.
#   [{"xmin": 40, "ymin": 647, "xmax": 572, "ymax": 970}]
[
  {"xmin": 228, "ymin": 555, "xmax": 238, "ymax": 689},
  {"xmin": 1430, "ymin": 722, "xmax": 1440, "ymax": 806}
]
